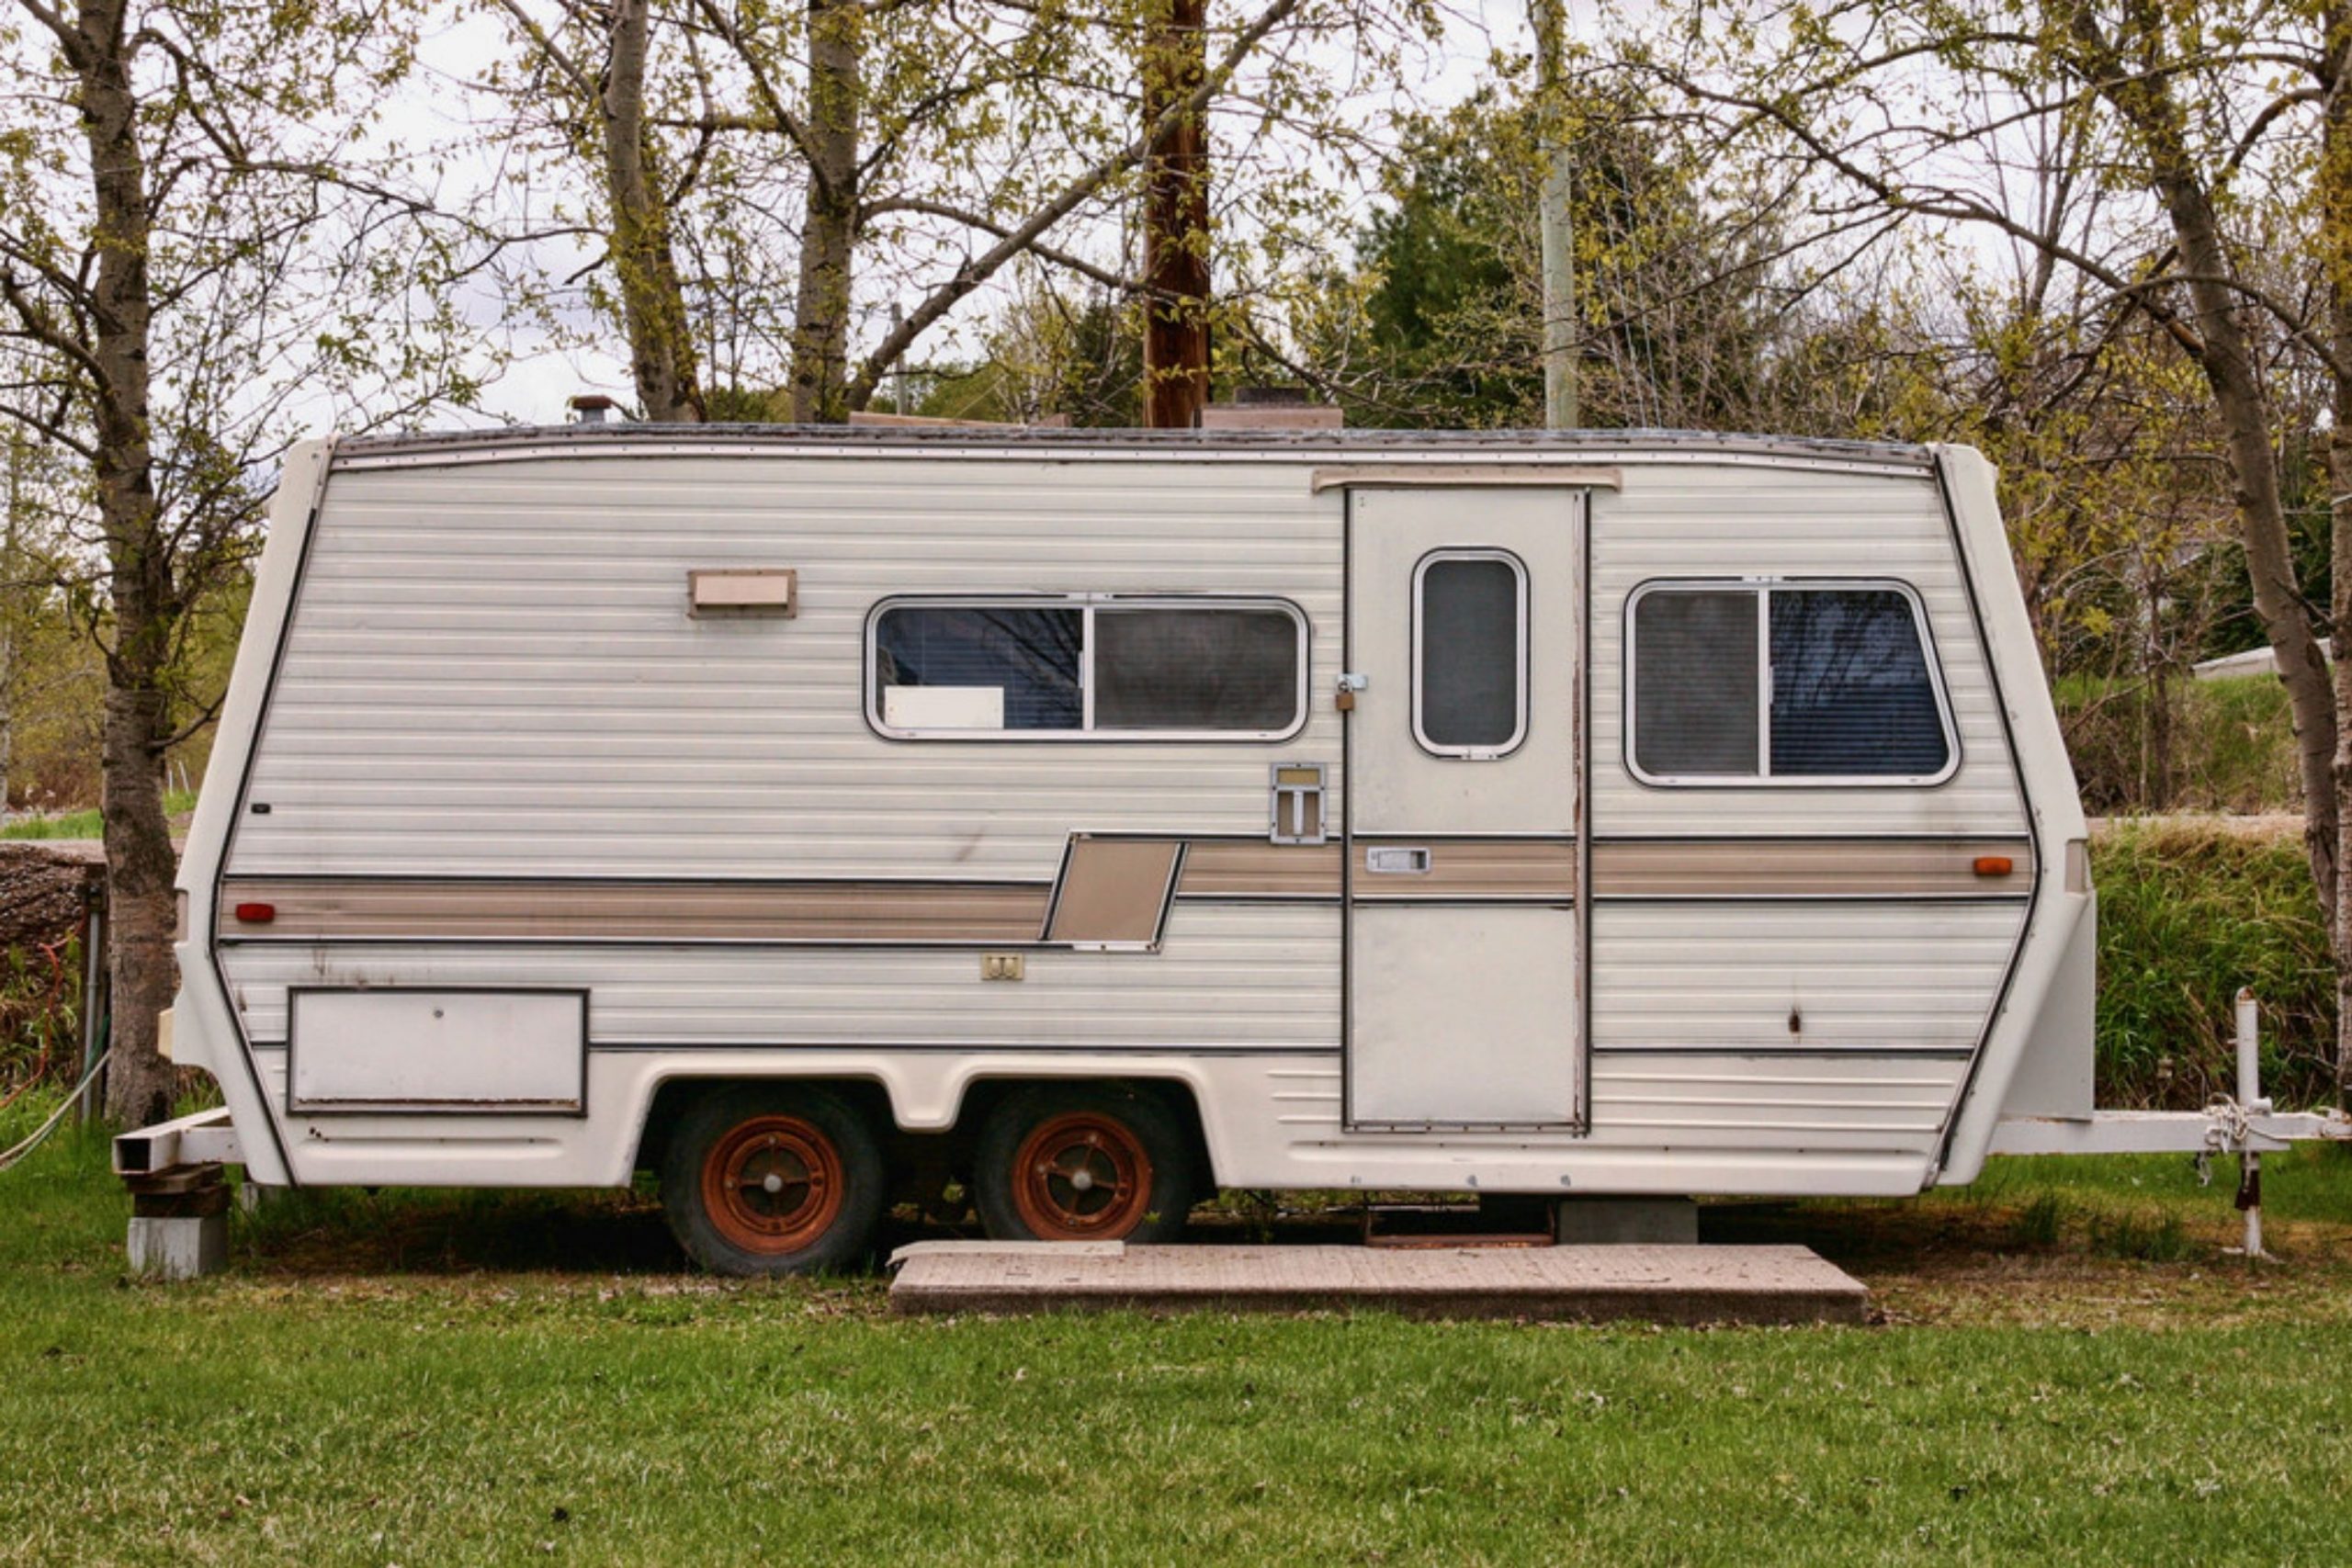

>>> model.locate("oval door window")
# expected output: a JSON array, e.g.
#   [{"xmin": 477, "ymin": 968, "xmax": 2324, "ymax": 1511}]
[{"xmin": 1413, "ymin": 551, "xmax": 1528, "ymax": 756}]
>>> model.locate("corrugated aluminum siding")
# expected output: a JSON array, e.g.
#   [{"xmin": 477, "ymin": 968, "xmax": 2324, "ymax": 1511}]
[
  {"xmin": 1589, "ymin": 902, "xmax": 2021, "ymax": 1052},
  {"xmin": 1261, "ymin": 1055, "xmax": 1963, "ymax": 1157},
  {"xmin": 1589, "ymin": 465, "xmax": 2027, "ymax": 835},
  {"xmin": 223, "ymin": 902, "xmax": 1340, "ymax": 1052},
  {"xmin": 229, "ymin": 456, "xmax": 1344, "ymax": 878},
  {"xmin": 217, "ymin": 442, "xmax": 2027, "ymax": 1179}
]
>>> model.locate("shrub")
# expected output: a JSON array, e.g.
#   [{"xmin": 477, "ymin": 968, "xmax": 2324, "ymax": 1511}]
[
  {"xmin": 2092, "ymin": 818, "xmax": 2334, "ymax": 1108},
  {"xmin": 2060, "ymin": 675, "xmax": 2299, "ymax": 815}
]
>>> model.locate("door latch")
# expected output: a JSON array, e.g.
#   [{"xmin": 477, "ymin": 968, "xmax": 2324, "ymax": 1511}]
[{"xmin": 1335, "ymin": 671, "xmax": 1367, "ymax": 713}]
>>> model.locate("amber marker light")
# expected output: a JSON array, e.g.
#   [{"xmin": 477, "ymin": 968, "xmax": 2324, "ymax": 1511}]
[{"xmin": 1972, "ymin": 857, "xmax": 2014, "ymax": 878}]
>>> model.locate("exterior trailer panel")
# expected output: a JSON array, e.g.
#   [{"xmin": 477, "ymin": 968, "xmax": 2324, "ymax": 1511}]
[
  {"xmin": 231, "ymin": 458, "xmax": 1344, "ymax": 879},
  {"xmin": 170, "ymin": 428, "xmax": 2092, "ymax": 1216}
]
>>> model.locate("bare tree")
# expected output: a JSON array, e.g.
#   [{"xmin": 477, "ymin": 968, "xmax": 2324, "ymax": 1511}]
[
  {"xmin": 1619, "ymin": 0, "xmax": 2351, "ymax": 1090},
  {"xmin": 491, "ymin": 0, "xmax": 1408, "ymax": 422},
  {"xmin": 1, "ymin": 0, "xmax": 488, "ymax": 1122},
  {"xmin": 493, "ymin": 0, "xmax": 707, "ymax": 420}
]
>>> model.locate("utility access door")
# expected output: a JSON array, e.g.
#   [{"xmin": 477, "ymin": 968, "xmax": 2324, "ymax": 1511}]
[{"xmin": 1344, "ymin": 486, "xmax": 1585, "ymax": 1130}]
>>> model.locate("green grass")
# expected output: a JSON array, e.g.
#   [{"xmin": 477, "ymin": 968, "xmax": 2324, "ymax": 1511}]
[
  {"xmin": 6, "ymin": 1097, "xmax": 2352, "ymax": 1566},
  {"xmin": 0, "ymin": 788, "xmax": 197, "ymax": 840},
  {"xmin": 2091, "ymin": 818, "xmax": 2335, "ymax": 1108}
]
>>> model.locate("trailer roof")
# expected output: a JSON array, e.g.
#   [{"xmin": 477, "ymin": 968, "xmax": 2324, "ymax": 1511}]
[{"xmin": 333, "ymin": 423, "xmax": 1941, "ymax": 474}]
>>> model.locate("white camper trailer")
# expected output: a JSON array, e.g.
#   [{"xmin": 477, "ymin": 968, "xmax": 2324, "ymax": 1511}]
[{"xmin": 157, "ymin": 426, "xmax": 2104, "ymax": 1274}]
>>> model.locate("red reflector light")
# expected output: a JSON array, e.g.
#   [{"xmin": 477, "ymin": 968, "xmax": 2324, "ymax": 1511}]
[
  {"xmin": 233, "ymin": 902, "xmax": 277, "ymax": 923},
  {"xmin": 1972, "ymin": 857, "xmax": 2014, "ymax": 878}
]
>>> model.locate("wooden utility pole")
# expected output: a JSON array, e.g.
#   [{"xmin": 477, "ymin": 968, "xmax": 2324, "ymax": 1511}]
[
  {"xmin": 1141, "ymin": 0, "xmax": 1211, "ymax": 428},
  {"xmin": 1532, "ymin": 0, "xmax": 1577, "ymax": 428}
]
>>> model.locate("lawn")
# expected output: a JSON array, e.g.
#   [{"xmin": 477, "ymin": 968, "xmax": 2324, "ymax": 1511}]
[
  {"xmin": 0, "ymin": 790, "xmax": 198, "ymax": 841},
  {"xmin": 6, "ymin": 1107, "xmax": 2351, "ymax": 1567}
]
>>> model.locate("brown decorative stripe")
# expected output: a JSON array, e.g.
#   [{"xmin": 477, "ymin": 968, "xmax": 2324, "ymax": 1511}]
[
  {"xmin": 1351, "ymin": 838, "xmax": 1577, "ymax": 900},
  {"xmin": 219, "ymin": 878, "xmax": 1050, "ymax": 942},
  {"xmin": 1591, "ymin": 839, "xmax": 2032, "ymax": 897},
  {"xmin": 1176, "ymin": 840, "xmax": 1343, "ymax": 897},
  {"xmin": 220, "ymin": 836, "xmax": 2034, "ymax": 942}
]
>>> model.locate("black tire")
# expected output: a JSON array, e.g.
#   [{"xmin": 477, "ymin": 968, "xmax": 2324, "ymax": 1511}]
[
  {"xmin": 659, "ymin": 1084, "xmax": 886, "ymax": 1277},
  {"xmin": 974, "ymin": 1084, "xmax": 1201, "ymax": 1244}
]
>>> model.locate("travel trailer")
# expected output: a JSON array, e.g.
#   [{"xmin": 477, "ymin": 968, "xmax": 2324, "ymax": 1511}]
[{"xmin": 153, "ymin": 425, "xmax": 2107, "ymax": 1274}]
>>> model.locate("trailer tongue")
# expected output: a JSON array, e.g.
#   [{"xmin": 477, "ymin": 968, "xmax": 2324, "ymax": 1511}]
[{"xmin": 1987, "ymin": 988, "xmax": 2352, "ymax": 1258}]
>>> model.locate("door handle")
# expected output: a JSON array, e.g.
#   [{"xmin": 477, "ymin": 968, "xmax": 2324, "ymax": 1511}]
[{"xmin": 1365, "ymin": 846, "xmax": 1431, "ymax": 874}]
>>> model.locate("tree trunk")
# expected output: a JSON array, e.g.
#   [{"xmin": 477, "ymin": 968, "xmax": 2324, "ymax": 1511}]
[
  {"xmin": 77, "ymin": 0, "xmax": 177, "ymax": 1128},
  {"xmin": 2155, "ymin": 180, "xmax": 2335, "ymax": 915},
  {"xmin": 1532, "ymin": 0, "xmax": 1576, "ymax": 428},
  {"xmin": 2076, "ymin": 5, "xmax": 2340, "ymax": 931},
  {"xmin": 787, "ymin": 0, "xmax": 861, "ymax": 423},
  {"xmin": 1140, "ymin": 0, "xmax": 1210, "ymax": 428},
  {"xmin": 602, "ymin": 0, "xmax": 705, "ymax": 423},
  {"xmin": 2324, "ymin": 0, "xmax": 2352, "ymax": 1106}
]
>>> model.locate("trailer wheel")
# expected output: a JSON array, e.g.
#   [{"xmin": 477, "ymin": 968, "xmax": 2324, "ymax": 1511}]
[
  {"xmin": 975, "ymin": 1086, "xmax": 1199, "ymax": 1244},
  {"xmin": 661, "ymin": 1086, "xmax": 884, "ymax": 1276}
]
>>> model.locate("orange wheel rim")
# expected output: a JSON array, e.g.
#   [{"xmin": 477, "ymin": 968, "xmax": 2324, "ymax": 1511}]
[
  {"xmin": 1011, "ymin": 1111, "xmax": 1154, "ymax": 1239},
  {"xmin": 700, "ymin": 1114, "xmax": 844, "ymax": 1255}
]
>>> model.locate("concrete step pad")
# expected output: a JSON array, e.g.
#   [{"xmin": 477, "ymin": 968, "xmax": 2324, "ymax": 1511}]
[{"xmin": 888, "ymin": 1241, "xmax": 1868, "ymax": 1325}]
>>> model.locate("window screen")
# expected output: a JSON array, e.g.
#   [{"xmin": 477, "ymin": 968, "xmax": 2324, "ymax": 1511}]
[
  {"xmin": 1629, "ymin": 582, "xmax": 1951, "ymax": 783},
  {"xmin": 873, "ymin": 604, "xmax": 1082, "ymax": 729},
  {"xmin": 872, "ymin": 599, "xmax": 1304, "ymax": 737},
  {"xmin": 1632, "ymin": 590, "xmax": 1758, "ymax": 775},
  {"xmin": 1094, "ymin": 607, "xmax": 1300, "ymax": 731},
  {"xmin": 1417, "ymin": 555, "xmax": 1525, "ymax": 753},
  {"xmin": 1770, "ymin": 590, "xmax": 1950, "ymax": 775}
]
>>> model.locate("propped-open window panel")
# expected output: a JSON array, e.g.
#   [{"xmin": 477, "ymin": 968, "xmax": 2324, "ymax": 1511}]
[{"xmin": 1042, "ymin": 836, "xmax": 1186, "ymax": 950}]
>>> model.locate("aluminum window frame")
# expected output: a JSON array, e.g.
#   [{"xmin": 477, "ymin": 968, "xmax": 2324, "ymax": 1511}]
[
  {"xmin": 1409, "ymin": 547, "xmax": 1532, "ymax": 761},
  {"xmin": 1623, "ymin": 576, "xmax": 1961, "ymax": 788},
  {"xmin": 865, "ymin": 592, "xmax": 1311, "ymax": 742}
]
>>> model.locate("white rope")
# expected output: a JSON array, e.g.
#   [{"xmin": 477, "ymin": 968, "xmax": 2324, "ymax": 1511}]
[
  {"xmin": 0, "ymin": 1049, "xmax": 111, "ymax": 1175},
  {"xmin": 2193, "ymin": 1093, "xmax": 2263, "ymax": 1188}
]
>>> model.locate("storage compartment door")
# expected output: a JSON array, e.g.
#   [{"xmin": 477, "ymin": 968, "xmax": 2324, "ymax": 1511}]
[{"xmin": 288, "ymin": 988, "xmax": 587, "ymax": 1114}]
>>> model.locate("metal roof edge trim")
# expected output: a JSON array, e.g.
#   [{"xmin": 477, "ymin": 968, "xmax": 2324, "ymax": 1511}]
[{"xmin": 327, "ymin": 423, "xmax": 1939, "ymax": 476}]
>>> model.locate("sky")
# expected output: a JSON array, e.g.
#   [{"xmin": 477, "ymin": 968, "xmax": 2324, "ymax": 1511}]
[{"xmin": 421, "ymin": 0, "xmax": 1566, "ymax": 427}]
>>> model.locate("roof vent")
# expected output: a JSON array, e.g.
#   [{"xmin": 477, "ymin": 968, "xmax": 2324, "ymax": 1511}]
[{"xmin": 567, "ymin": 393, "xmax": 620, "ymax": 424}]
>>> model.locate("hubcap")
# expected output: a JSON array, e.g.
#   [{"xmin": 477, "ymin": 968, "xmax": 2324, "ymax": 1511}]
[
  {"xmin": 701, "ymin": 1114, "xmax": 845, "ymax": 1255},
  {"xmin": 1011, "ymin": 1111, "xmax": 1154, "ymax": 1239}
]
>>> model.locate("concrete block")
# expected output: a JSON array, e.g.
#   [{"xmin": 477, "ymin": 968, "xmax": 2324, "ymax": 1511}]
[
  {"xmin": 127, "ymin": 1213, "xmax": 227, "ymax": 1280},
  {"xmin": 1552, "ymin": 1197, "xmax": 1699, "ymax": 1245},
  {"xmin": 889, "ymin": 1242, "xmax": 1869, "ymax": 1325}
]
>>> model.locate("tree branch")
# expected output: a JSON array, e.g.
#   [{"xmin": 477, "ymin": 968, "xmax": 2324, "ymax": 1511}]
[
  {"xmin": 847, "ymin": 0, "xmax": 1304, "ymax": 404},
  {"xmin": 859, "ymin": 197, "xmax": 1131, "ymax": 290},
  {"xmin": 490, "ymin": 0, "xmax": 596, "ymax": 100}
]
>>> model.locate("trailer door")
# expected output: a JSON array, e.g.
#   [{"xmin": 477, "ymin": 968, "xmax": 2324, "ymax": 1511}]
[{"xmin": 1343, "ymin": 485, "xmax": 1586, "ymax": 1130}]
